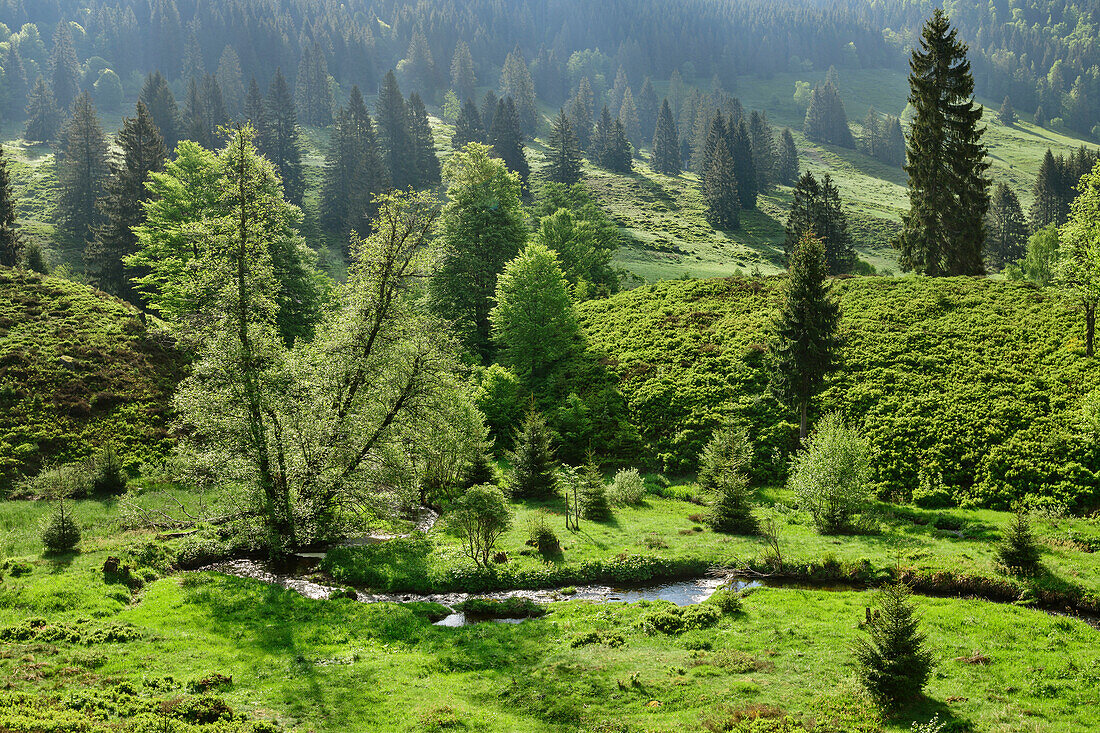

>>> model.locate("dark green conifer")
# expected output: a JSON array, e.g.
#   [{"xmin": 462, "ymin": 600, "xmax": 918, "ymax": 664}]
[
  {"xmin": 452, "ymin": 99, "xmax": 485, "ymax": 149},
  {"xmin": 997, "ymin": 95, "xmax": 1016, "ymax": 125},
  {"xmin": 139, "ymin": 71, "xmax": 182, "ymax": 150},
  {"xmin": 567, "ymin": 78, "xmax": 594, "ymax": 152},
  {"xmin": 769, "ymin": 233, "xmax": 841, "ymax": 440},
  {"xmin": 545, "ymin": 108, "xmax": 582, "ymax": 185},
  {"xmin": 803, "ymin": 81, "xmax": 855, "ymax": 148},
  {"xmin": 490, "ymin": 97, "xmax": 530, "ymax": 187},
  {"xmin": 786, "ymin": 172, "xmax": 855, "ymax": 274},
  {"xmin": 263, "ymin": 69, "xmax": 305, "ymax": 204},
  {"xmin": 0, "ymin": 146, "xmax": 23, "ymax": 267},
  {"xmin": 376, "ymin": 70, "xmax": 414, "ymax": 190},
  {"xmin": 651, "ymin": 99, "xmax": 681, "ymax": 175},
  {"xmin": 244, "ymin": 76, "xmax": 265, "ymax": 133},
  {"xmin": 777, "ymin": 127, "xmax": 799, "ymax": 185},
  {"xmin": 480, "ymin": 90, "xmax": 499, "ymax": 135},
  {"xmin": 727, "ymin": 119, "xmax": 757, "ymax": 209},
  {"xmin": 321, "ymin": 86, "xmax": 390, "ymax": 240},
  {"xmin": 985, "ymin": 183, "xmax": 1028, "ymax": 270},
  {"xmin": 703, "ymin": 138, "xmax": 739, "ymax": 229},
  {"xmin": 592, "ymin": 105, "xmax": 614, "ymax": 165},
  {"xmin": 862, "ymin": 107, "xmax": 881, "ymax": 157},
  {"xmin": 2, "ymin": 45, "xmax": 29, "ymax": 122},
  {"xmin": 897, "ymin": 9, "xmax": 989, "ymax": 276},
  {"xmin": 85, "ymin": 102, "xmax": 167, "ymax": 302},
  {"xmin": 57, "ymin": 92, "xmax": 109, "ymax": 248},
  {"xmin": 880, "ymin": 116, "xmax": 906, "ymax": 167},
  {"xmin": 49, "ymin": 22, "xmax": 80, "ymax": 112},
  {"xmin": 1033, "ymin": 106, "xmax": 1046, "ymax": 128},
  {"xmin": 601, "ymin": 119, "xmax": 633, "ymax": 173},
  {"xmin": 699, "ymin": 425, "xmax": 757, "ymax": 534},
  {"xmin": 1030, "ymin": 149, "xmax": 1068, "ymax": 230},
  {"xmin": 509, "ymin": 408, "xmax": 557, "ymax": 500},
  {"xmin": 852, "ymin": 582, "xmax": 934, "ymax": 708},
  {"xmin": 579, "ymin": 455, "xmax": 611, "ymax": 520},
  {"xmin": 407, "ymin": 93, "xmax": 441, "ymax": 188},
  {"xmin": 748, "ymin": 110, "xmax": 775, "ymax": 190},
  {"xmin": 24, "ymin": 78, "xmax": 62, "ymax": 142},
  {"xmin": 636, "ymin": 78, "xmax": 659, "ymax": 146},
  {"xmin": 996, "ymin": 507, "xmax": 1042, "ymax": 575}
]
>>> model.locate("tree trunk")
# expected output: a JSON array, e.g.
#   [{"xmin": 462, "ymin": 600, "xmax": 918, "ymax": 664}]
[
  {"xmin": 1087, "ymin": 300, "xmax": 1096, "ymax": 358},
  {"xmin": 799, "ymin": 400, "xmax": 808, "ymax": 442}
]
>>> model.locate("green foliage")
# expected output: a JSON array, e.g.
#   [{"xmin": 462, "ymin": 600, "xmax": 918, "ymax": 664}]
[
  {"xmin": 609, "ymin": 468, "xmax": 647, "ymax": 506},
  {"xmin": 1018, "ymin": 225, "xmax": 1060, "ymax": 286},
  {"xmin": 639, "ymin": 602, "xmax": 721, "ymax": 635},
  {"xmin": 783, "ymin": 172, "xmax": 854, "ymax": 273},
  {"xmin": 448, "ymin": 484, "xmax": 513, "ymax": 566},
  {"xmin": 508, "ymin": 408, "xmax": 557, "ymax": 500},
  {"xmin": 41, "ymin": 498, "xmax": 80, "ymax": 552},
  {"xmin": 802, "ymin": 81, "xmax": 854, "ymax": 148},
  {"xmin": 789, "ymin": 412, "xmax": 872, "ymax": 534},
  {"xmin": 579, "ymin": 456, "xmax": 611, "ymax": 520},
  {"xmin": 475, "ymin": 364, "xmax": 524, "ymax": 450},
  {"xmin": 997, "ymin": 508, "xmax": 1043, "ymax": 575},
  {"xmin": 706, "ymin": 588, "xmax": 744, "ymax": 615},
  {"xmin": 456, "ymin": 596, "xmax": 546, "ymax": 618},
  {"xmin": 545, "ymin": 109, "xmax": 583, "ymax": 185},
  {"xmin": 490, "ymin": 243, "xmax": 580, "ymax": 388},
  {"xmin": 1058, "ymin": 158, "xmax": 1100, "ymax": 355},
  {"xmin": 699, "ymin": 425, "xmax": 758, "ymax": 534},
  {"xmin": 525, "ymin": 509, "xmax": 561, "ymax": 557},
  {"xmin": 852, "ymin": 582, "xmax": 934, "ymax": 708},
  {"xmin": 0, "ymin": 146, "xmax": 24, "ymax": 267}
]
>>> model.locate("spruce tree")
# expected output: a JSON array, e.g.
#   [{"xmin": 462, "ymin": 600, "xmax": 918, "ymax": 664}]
[
  {"xmin": 703, "ymin": 138, "xmax": 740, "ymax": 229},
  {"xmin": 244, "ymin": 77, "xmax": 266, "ymax": 133},
  {"xmin": 263, "ymin": 69, "xmax": 305, "ymax": 204},
  {"xmin": 998, "ymin": 95, "xmax": 1016, "ymax": 125},
  {"xmin": 321, "ymin": 86, "xmax": 390, "ymax": 240},
  {"xmin": 880, "ymin": 115, "xmax": 906, "ymax": 167},
  {"xmin": 803, "ymin": 82, "xmax": 855, "ymax": 148},
  {"xmin": 450, "ymin": 42, "xmax": 477, "ymax": 103},
  {"xmin": 490, "ymin": 97, "xmax": 530, "ymax": 188},
  {"xmin": 996, "ymin": 507, "xmax": 1042, "ymax": 575},
  {"xmin": 0, "ymin": 146, "xmax": 23, "ymax": 267},
  {"xmin": 295, "ymin": 43, "xmax": 334, "ymax": 127},
  {"xmin": 139, "ymin": 71, "xmax": 182, "ymax": 150},
  {"xmin": 181, "ymin": 26, "xmax": 204, "ymax": 82},
  {"xmin": 376, "ymin": 70, "xmax": 414, "ymax": 190},
  {"xmin": 769, "ymin": 233, "xmax": 841, "ymax": 440},
  {"xmin": 452, "ymin": 99, "xmax": 485, "ymax": 149},
  {"xmin": 651, "ymin": 99, "xmax": 681, "ymax": 175},
  {"xmin": 985, "ymin": 183, "xmax": 1028, "ymax": 270},
  {"xmin": 1033, "ymin": 106, "xmax": 1046, "ymax": 128},
  {"xmin": 24, "ymin": 77, "xmax": 62, "ymax": 143},
  {"xmin": 899, "ymin": 9, "xmax": 989, "ymax": 276},
  {"xmin": 509, "ymin": 408, "xmax": 557, "ymax": 500},
  {"xmin": 862, "ymin": 107, "xmax": 881, "ymax": 157},
  {"xmin": 49, "ymin": 22, "xmax": 80, "ymax": 112},
  {"xmin": 784, "ymin": 172, "xmax": 854, "ymax": 273},
  {"xmin": 784, "ymin": 172, "xmax": 822, "ymax": 259},
  {"xmin": 480, "ymin": 90, "xmax": 499, "ymax": 135},
  {"xmin": 85, "ymin": 102, "xmax": 167, "ymax": 302},
  {"xmin": 1030, "ymin": 149, "xmax": 1068, "ymax": 230},
  {"xmin": 748, "ymin": 111, "xmax": 775, "ymax": 190},
  {"xmin": 545, "ymin": 109, "xmax": 582, "ymax": 185},
  {"xmin": 217, "ymin": 46, "xmax": 245, "ymax": 118},
  {"xmin": 777, "ymin": 127, "xmax": 799, "ymax": 185},
  {"xmin": 852, "ymin": 581, "xmax": 934, "ymax": 708},
  {"xmin": 602, "ymin": 119, "xmax": 633, "ymax": 173},
  {"xmin": 567, "ymin": 77, "xmax": 594, "ymax": 152},
  {"xmin": 57, "ymin": 92, "xmax": 109, "ymax": 248},
  {"xmin": 407, "ymin": 93, "xmax": 442, "ymax": 188},
  {"xmin": 500, "ymin": 47, "xmax": 537, "ymax": 134},
  {"xmin": 698, "ymin": 424, "xmax": 758, "ymax": 534},
  {"xmin": 618, "ymin": 86, "xmax": 641, "ymax": 149},
  {"xmin": 579, "ymin": 455, "xmax": 611, "ymax": 521},
  {"xmin": 728, "ymin": 119, "xmax": 758, "ymax": 210},
  {"xmin": 2, "ymin": 45, "xmax": 29, "ymax": 122},
  {"xmin": 592, "ymin": 105, "xmax": 614, "ymax": 165},
  {"xmin": 637, "ymin": 78, "xmax": 659, "ymax": 146}
]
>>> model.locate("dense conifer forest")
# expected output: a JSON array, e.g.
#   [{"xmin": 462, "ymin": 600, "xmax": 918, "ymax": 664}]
[{"xmin": 0, "ymin": 1, "xmax": 1098, "ymax": 732}]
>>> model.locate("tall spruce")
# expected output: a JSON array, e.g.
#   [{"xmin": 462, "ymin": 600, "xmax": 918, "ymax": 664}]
[
  {"xmin": 567, "ymin": 77, "xmax": 594, "ymax": 152},
  {"xmin": 500, "ymin": 47, "xmax": 537, "ymax": 134},
  {"xmin": 295, "ymin": 43, "xmax": 334, "ymax": 127},
  {"xmin": 862, "ymin": 107, "xmax": 881, "ymax": 158},
  {"xmin": 321, "ymin": 86, "xmax": 390, "ymax": 240},
  {"xmin": 637, "ymin": 78, "xmax": 659, "ymax": 146},
  {"xmin": 24, "ymin": 77, "xmax": 62, "ymax": 143},
  {"xmin": 748, "ymin": 110, "xmax": 775, "ymax": 190},
  {"xmin": 898, "ymin": 9, "xmax": 990, "ymax": 276},
  {"xmin": 57, "ymin": 92, "xmax": 109, "ymax": 248},
  {"xmin": 509, "ymin": 408, "xmax": 557, "ymax": 500},
  {"xmin": 769, "ymin": 233, "xmax": 841, "ymax": 440},
  {"xmin": 545, "ymin": 109, "xmax": 583, "ymax": 185},
  {"xmin": 803, "ymin": 82, "xmax": 855, "ymax": 148},
  {"xmin": 216, "ymin": 46, "xmax": 245, "ymax": 119},
  {"xmin": 0, "ymin": 146, "xmax": 23, "ymax": 267},
  {"xmin": 651, "ymin": 99, "xmax": 681, "ymax": 175},
  {"xmin": 452, "ymin": 99, "xmax": 485, "ymax": 149},
  {"xmin": 1030, "ymin": 149, "xmax": 1068, "ymax": 231},
  {"xmin": 880, "ymin": 115, "xmax": 906, "ymax": 166},
  {"xmin": 785, "ymin": 172, "xmax": 854, "ymax": 274},
  {"xmin": 376, "ymin": 70, "xmax": 414, "ymax": 190},
  {"xmin": 407, "ymin": 93, "xmax": 442, "ymax": 188},
  {"xmin": 703, "ymin": 137, "xmax": 740, "ymax": 229},
  {"xmin": 262, "ymin": 69, "xmax": 305, "ymax": 205},
  {"xmin": 490, "ymin": 97, "xmax": 530, "ymax": 188},
  {"xmin": 185, "ymin": 75, "xmax": 228, "ymax": 149},
  {"xmin": 85, "ymin": 102, "xmax": 167, "ymax": 302},
  {"xmin": 998, "ymin": 95, "xmax": 1016, "ymax": 125},
  {"xmin": 985, "ymin": 183, "xmax": 1028, "ymax": 270},
  {"xmin": 777, "ymin": 127, "xmax": 799, "ymax": 184},
  {"xmin": 480, "ymin": 90, "xmax": 499, "ymax": 135},
  {"xmin": 618, "ymin": 86, "xmax": 641, "ymax": 148},
  {"xmin": 244, "ymin": 77, "xmax": 265, "ymax": 133},
  {"xmin": 49, "ymin": 22, "xmax": 80, "ymax": 112},
  {"xmin": 602, "ymin": 119, "xmax": 633, "ymax": 173},
  {"xmin": 728, "ymin": 119, "xmax": 758, "ymax": 209},
  {"xmin": 139, "ymin": 71, "xmax": 182, "ymax": 150},
  {"xmin": 2, "ymin": 45, "xmax": 29, "ymax": 122},
  {"xmin": 450, "ymin": 41, "xmax": 476, "ymax": 103}
]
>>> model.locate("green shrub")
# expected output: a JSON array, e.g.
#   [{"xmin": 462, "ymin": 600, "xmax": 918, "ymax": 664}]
[
  {"xmin": 90, "ymin": 444, "xmax": 128, "ymax": 495},
  {"xmin": 789, "ymin": 412, "xmax": 872, "ymax": 534},
  {"xmin": 707, "ymin": 589, "xmax": 744, "ymax": 614},
  {"xmin": 41, "ymin": 499, "xmax": 80, "ymax": 553},
  {"xmin": 526, "ymin": 510, "xmax": 561, "ymax": 557},
  {"xmin": 609, "ymin": 468, "xmax": 647, "ymax": 506},
  {"xmin": 457, "ymin": 596, "xmax": 546, "ymax": 619},
  {"xmin": 508, "ymin": 408, "xmax": 558, "ymax": 499},
  {"xmin": 682, "ymin": 604, "xmax": 721, "ymax": 630},
  {"xmin": 448, "ymin": 485, "xmax": 512, "ymax": 566},
  {"xmin": 579, "ymin": 456, "xmax": 611, "ymax": 520},
  {"xmin": 912, "ymin": 469, "xmax": 952, "ymax": 508},
  {"xmin": 640, "ymin": 605, "xmax": 684, "ymax": 634}
]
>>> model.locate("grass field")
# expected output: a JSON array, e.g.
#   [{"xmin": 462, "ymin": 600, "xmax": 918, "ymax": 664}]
[{"xmin": 1, "ymin": 487, "xmax": 1098, "ymax": 732}]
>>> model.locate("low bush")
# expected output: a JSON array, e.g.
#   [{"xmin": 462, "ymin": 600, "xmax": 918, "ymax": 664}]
[
  {"xmin": 640, "ymin": 602, "xmax": 721, "ymax": 634},
  {"xmin": 570, "ymin": 630, "xmax": 625, "ymax": 647},
  {"xmin": 789, "ymin": 412, "xmax": 872, "ymax": 534},
  {"xmin": 41, "ymin": 499, "xmax": 81, "ymax": 553},
  {"xmin": 526, "ymin": 511, "xmax": 561, "ymax": 557},
  {"xmin": 997, "ymin": 508, "xmax": 1042, "ymax": 575},
  {"xmin": 706, "ymin": 589, "xmax": 744, "ymax": 614},
  {"xmin": 456, "ymin": 596, "xmax": 546, "ymax": 619},
  {"xmin": 609, "ymin": 468, "xmax": 647, "ymax": 506}
]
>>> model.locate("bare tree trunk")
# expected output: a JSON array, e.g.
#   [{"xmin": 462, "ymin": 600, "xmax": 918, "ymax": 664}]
[
  {"xmin": 1087, "ymin": 301, "xmax": 1096, "ymax": 358},
  {"xmin": 799, "ymin": 400, "xmax": 808, "ymax": 442}
]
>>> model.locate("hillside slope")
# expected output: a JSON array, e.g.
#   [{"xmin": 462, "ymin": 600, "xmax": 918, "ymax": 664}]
[
  {"xmin": 0, "ymin": 268, "xmax": 184, "ymax": 491},
  {"xmin": 578, "ymin": 275, "xmax": 1100, "ymax": 510}
]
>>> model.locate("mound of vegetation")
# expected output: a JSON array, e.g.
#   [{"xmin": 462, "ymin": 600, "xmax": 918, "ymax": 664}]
[
  {"xmin": 579, "ymin": 275, "xmax": 1100, "ymax": 510},
  {"xmin": 0, "ymin": 269, "xmax": 184, "ymax": 491}
]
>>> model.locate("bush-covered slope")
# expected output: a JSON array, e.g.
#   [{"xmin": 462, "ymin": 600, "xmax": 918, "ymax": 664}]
[
  {"xmin": 0, "ymin": 268, "xmax": 184, "ymax": 491},
  {"xmin": 578, "ymin": 276, "xmax": 1100, "ymax": 510}
]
